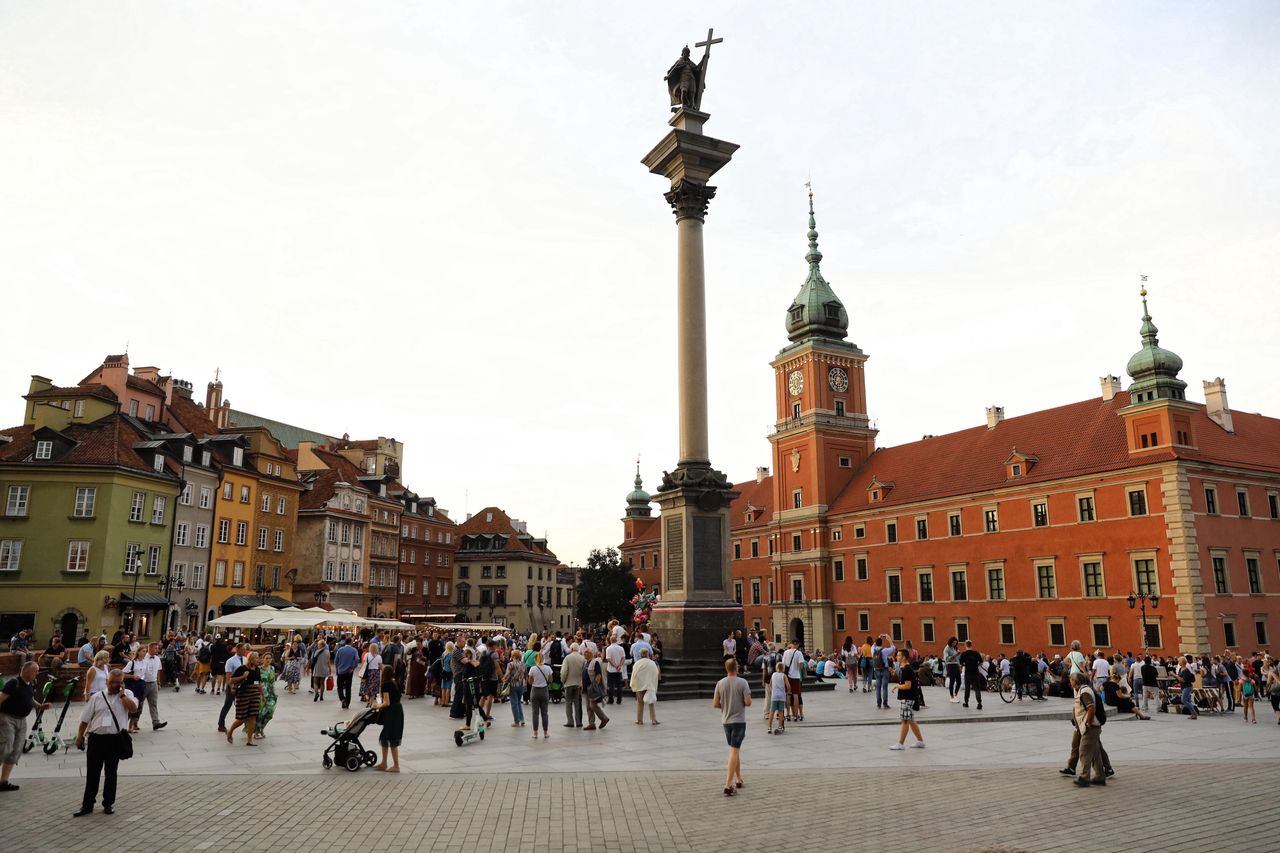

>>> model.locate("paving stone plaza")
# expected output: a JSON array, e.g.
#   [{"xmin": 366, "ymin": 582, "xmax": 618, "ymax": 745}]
[{"xmin": 2, "ymin": 683, "xmax": 1276, "ymax": 852}]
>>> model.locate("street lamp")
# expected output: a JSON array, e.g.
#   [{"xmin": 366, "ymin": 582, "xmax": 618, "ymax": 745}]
[
  {"xmin": 156, "ymin": 572, "xmax": 185, "ymax": 634},
  {"xmin": 252, "ymin": 579, "xmax": 271, "ymax": 605},
  {"xmin": 1127, "ymin": 592, "xmax": 1159, "ymax": 655},
  {"xmin": 313, "ymin": 590, "xmax": 329, "ymax": 605},
  {"xmin": 368, "ymin": 595, "xmax": 384, "ymax": 618},
  {"xmin": 125, "ymin": 555, "xmax": 144, "ymax": 631}
]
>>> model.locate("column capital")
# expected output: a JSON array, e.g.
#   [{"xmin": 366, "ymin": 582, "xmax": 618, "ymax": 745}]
[{"xmin": 663, "ymin": 180, "xmax": 717, "ymax": 222}]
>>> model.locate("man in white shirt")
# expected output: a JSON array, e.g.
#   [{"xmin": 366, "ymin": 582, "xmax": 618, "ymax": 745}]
[
  {"xmin": 604, "ymin": 637, "xmax": 627, "ymax": 705},
  {"xmin": 782, "ymin": 641, "xmax": 806, "ymax": 721},
  {"xmin": 217, "ymin": 643, "xmax": 245, "ymax": 733},
  {"xmin": 74, "ymin": 670, "xmax": 137, "ymax": 817},
  {"xmin": 135, "ymin": 642, "xmax": 168, "ymax": 731},
  {"xmin": 1091, "ymin": 651, "xmax": 1110, "ymax": 692}
]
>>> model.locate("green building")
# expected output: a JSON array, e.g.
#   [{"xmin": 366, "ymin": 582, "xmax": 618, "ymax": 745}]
[{"xmin": 1, "ymin": 384, "xmax": 180, "ymax": 646}]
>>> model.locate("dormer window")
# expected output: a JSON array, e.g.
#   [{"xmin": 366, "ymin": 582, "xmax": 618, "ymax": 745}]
[
  {"xmin": 201, "ymin": 450, "xmax": 211, "ymax": 467},
  {"xmin": 867, "ymin": 476, "xmax": 894, "ymax": 503},
  {"xmin": 824, "ymin": 304, "xmax": 840, "ymax": 321},
  {"xmin": 232, "ymin": 447, "xmax": 244, "ymax": 467},
  {"xmin": 1004, "ymin": 449, "xmax": 1038, "ymax": 479},
  {"xmin": 182, "ymin": 445, "xmax": 193, "ymax": 463},
  {"xmin": 1011, "ymin": 464, "xmax": 1022, "ymax": 477},
  {"xmin": 153, "ymin": 454, "xmax": 165, "ymax": 472},
  {"xmin": 871, "ymin": 490, "xmax": 880, "ymax": 501},
  {"xmin": 789, "ymin": 306, "xmax": 803, "ymax": 323},
  {"xmin": 34, "ymin": 440, "xmax": 52, "ymax": 460}
]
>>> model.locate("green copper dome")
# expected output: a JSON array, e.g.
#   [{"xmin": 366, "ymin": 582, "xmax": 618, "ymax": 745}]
[
  {"xmin": 1125, "ymin": 288, "xmax": 1187, "ymax": 403},
  {"xmin": 625, "ymin": 463, "xmax": 652, "ymax": 518},
  {"xmin": 785, "ymin": 191, "xmax": 849, "ymax": 343}
]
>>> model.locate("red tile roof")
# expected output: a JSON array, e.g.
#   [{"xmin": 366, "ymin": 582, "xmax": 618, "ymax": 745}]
[
  {"xmin": 0, "ymin": 415, "xmax": 173, "ymax": 476},
  {"xmin": 24, "ymin": 383, "xmax": 118, "ymax": 403},
  {"xmin": 457, "ymin": 506, "xmax": 556, "ymax": 559},
  {"xmin": 126, "ymin": 375, "xmax": 166, "ymax": 397},
  {"xmin": 167, "ymin": 395, "xmax": 219, "ymax": 438},
  {"xmin": 299, "ymin": 468, "xmax": 341, "ymax": 510},
  {"xmin": 1184, "ymin": 408, "xmax": 1280, "ymax": 474}
]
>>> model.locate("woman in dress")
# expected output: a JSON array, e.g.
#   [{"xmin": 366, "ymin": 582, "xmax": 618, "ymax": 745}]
[
  {"xmin": 255, "ymin": 651, "xmax": 278, "ymax": 738},
  {"xmin": 227, "ymin": 651, "xmax": 263, "ymax": 745},
  {"xmin": 307, "ymin": 637, "xmax": 330, "ymax": 702},
  {"xmin": 371, "ymin": 665, "xmax": 403, "ymax": 772},
  {"xmin": 439, "ymin": 641, "xmax": 455, "ymax": 708},
  {"xmin": 282, "ymin": 636, "xmax": 304, "ymax": 694},
  {"xmin": 120, "ymin": 649, "xmax": 143, "ymax": 733},
  {"xmin": 364, "ymin": 644, "xmax": 383, "ymax": 708},
  {"xmin": 407, "ymin": 642, "xmax": 427, "ymax": 699}
]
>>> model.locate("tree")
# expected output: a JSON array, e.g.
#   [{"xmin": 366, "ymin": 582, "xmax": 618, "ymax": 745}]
[{"xmin": 575, "ymin": 547, "xmax": 637, "ymax": 628}]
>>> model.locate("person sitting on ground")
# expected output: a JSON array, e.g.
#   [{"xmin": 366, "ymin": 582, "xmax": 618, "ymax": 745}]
[{"xmin": 1102, "ymin": 673, "xmax": 1149, "ymax": 719}]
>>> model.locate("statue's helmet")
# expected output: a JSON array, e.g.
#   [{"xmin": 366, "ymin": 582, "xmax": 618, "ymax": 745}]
[{"xmin": 681, "ymin": 46, "xmax": 691, "ymax": 58}]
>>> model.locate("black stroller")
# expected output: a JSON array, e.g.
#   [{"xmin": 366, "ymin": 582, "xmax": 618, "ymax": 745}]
[{"xmin": 320, "ymin": 707, "xmax": 380, "ymax": 772}]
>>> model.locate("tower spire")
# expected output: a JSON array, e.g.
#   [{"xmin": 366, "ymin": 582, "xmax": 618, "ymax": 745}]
[
  {"xmin": 784, "ymin": 182, "xmax": 849, "ymax": 344},
  {"xmin": 1125, "ymin": 277, "xmax": 1187, "ymax": 403}
]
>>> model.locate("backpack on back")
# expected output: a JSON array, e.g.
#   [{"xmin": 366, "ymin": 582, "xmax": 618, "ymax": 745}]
[{"xmin": 197, "ymin": 644, "xmax": 211, "ymax": 664}]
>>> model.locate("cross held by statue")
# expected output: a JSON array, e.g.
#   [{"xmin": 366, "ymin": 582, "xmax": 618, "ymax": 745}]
[{"xmin": 696, "ymin": 28, "xmax": 723, "ymax": 51}]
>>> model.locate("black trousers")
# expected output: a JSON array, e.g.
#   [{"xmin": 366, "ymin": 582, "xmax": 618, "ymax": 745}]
[
  {"xmin": 606, "ymin": 671, "xmax": 623, "ymax": 703},
  {"xmin": 218, "ymin": 686, "xmax": 236, "ymax": 728},
  {"xmin": 963, "ymin": 671, "xmax": 983, "ymax": 706},
  {"xmin": 82, "ymin": 733, "xmax": 120, "ymax": 810},
  {"xmin": 337, "ymin": 672, "xmax": 353, "ymax": 707}
]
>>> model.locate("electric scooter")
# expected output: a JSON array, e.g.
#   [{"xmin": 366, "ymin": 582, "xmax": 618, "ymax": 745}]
[
  {"xmin": 453, "ymin": 677, "xmax": 490, "ymax": 747},
  {"xmin": 42, "ymin": 676, "xmax": 81, "ymax": 755},
  {"xmin": 21, "ymin": 679, "xmax": 54, "ymax": 754}
]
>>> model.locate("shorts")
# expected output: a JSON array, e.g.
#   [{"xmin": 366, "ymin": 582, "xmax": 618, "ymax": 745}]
[
  {"xmin": 441, "ymin": 675, "xmax": 453, "ymax": 689},
  {"xmin": 196, "ymin": 662, "xmax": 211, "ymax": 675},
  {"xmin": 0, "ymin": 713, "xmax": 26, "ymax": 765},
  {"xmin": 769, "ymin": 699, "xmax": 785, "ymax": 712},
  {"xmin": 481, "ymin": 679, "xmax": 498, "ymax": 698},
  {"xmin": 723, "ymin": 722, "xmax": 746, "ymax": 749},
  {"xmin": 787, "ymin": 677, "xmax": 802, "ymax": 695},
  {"xmin": 899, "ymin": 699, "xmax": 915, "ymax": 721}
]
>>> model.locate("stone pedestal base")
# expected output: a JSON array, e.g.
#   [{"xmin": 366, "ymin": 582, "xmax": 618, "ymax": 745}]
[{"xmin": 649, "ymin": 602, "xmax": 743, "ymax": 663}]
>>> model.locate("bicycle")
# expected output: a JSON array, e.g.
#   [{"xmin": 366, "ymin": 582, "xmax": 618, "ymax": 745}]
[{"xmin": 985, "ymin": 673, "xmax": 1016, "ymax": 703}]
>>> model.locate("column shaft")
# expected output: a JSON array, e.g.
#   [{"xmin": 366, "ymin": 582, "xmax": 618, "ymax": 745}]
[{"xmin": 676, "ymin": 216, "xmax": 709, "ymax": 465}]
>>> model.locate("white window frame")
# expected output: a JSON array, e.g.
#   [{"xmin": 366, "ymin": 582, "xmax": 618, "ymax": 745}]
[
  {"xmin": 194, "ymin": 524, "xmax": 207, "ymax": 548},
  {"xmin": 199, "ymin": 486, "xmax": 212, "ymax": 509},
  {"xmin": 175, "ymin": 522, "xmax": 189, "ymax": 546},
  {"xmin": 0, "ymin": 539, "xmax": 23, "ymax": 571},
  {"xmin": 191, "ymin": 563, "xmax": 206, "ymax": 590},
  {"xmin": 34, "ymin": 440, "xmax": 52, "ymax": 460},
  {"xmin": 218, "ymin": 519, "xmax": 230, "ymax": 543},
  {"xmin": 257, "ymin": 527, "xmax": 268, "ymax": 550},
  {"xmin": 277, "ymin": 496, "xmax": 286, "ymax": 515},
  {"xmin": 152, "ymin": 496, "xmax": 166, "ymax": 525},
  {"xmin": 130, "ymin": 491, "xmax": 146, "ymax": 522},
  {"xmin": 6, "ymin": 485, "xmax": 30, "ymax": 517},
  {"xmin": 180, "ymin": 483, "xmax": 192, "ymax": 505},
  {"xmin": 147, "ymin": 545, "xmax": 161, "ymax": 575},
  {"xmin": 74, "ymin": 487, "xmax": 96, "ymax": 518},
  {"xmin": 261, "ymin": 493, "xmax": 271, "ymax": 512},
  {"xmin": 235, "ymin": 521, "xmax": 247, "ymax": 546},
  {"xmin": 214, "ymin": 560, "xmax": 227, "ymax": 586},
  {"xmin": 274, "ymin": 529, "xmax": 283, "ymax": 552},
  {"xmin": 232, "ymin": 561, "xmax": 244, "ymax": 587}
]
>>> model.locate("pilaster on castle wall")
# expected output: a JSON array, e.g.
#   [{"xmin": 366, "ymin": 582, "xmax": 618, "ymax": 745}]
[{"xmin": 1161, "ymin": 463, "xmax": 1210, "ymax": 655}]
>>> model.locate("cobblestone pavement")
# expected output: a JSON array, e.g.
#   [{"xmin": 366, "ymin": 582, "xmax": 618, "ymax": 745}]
[{"xmin": 0, "ymin": 761, "xmax": 1274, "ymax": 853}]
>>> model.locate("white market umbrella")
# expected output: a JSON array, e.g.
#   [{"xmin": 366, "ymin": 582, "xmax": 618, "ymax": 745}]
[{"xmin": 207, "ymin": 605, "xmax": 280, "ymax": 628}]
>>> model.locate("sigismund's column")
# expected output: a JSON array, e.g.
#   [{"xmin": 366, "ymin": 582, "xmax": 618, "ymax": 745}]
[{"xmin": 640, "ymin": 35, "xmax": 742, "ymax": 662}]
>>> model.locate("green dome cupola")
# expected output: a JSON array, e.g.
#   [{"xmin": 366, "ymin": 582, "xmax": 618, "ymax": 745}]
[
  {"xmin": 625, "ymin": 460, "xmax": 652, "ymax": 518},
  {"xmin": 785, "ymin": 188, "xmax": 849, "ymax": 343},
  {"xmin": 1125, "ymin": 286, "xmax": 1187, "ymax": 404}
]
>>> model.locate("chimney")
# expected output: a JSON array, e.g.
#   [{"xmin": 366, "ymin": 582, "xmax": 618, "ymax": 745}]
[
  {"xmin": 173, "ymin": 379, "xmax": 193, "ymax": 399},
  {"xmin": 1203, "ymin": 378, "xmax": 1234, "ymax": 433},
  {"xmin": 755, "ymin": 466, "xmax": 770, "ymax": 483},
  {"xmin": 206, "ymin": 380, "xmax": 222, "ymax": 412},
  {"xmin": 1100, "ymin": 375, "xmax": 1122, "ymax": 402},
  {"xmin": 986, "ymin": 406, "xmax": 1005, "ymax": 430},
  {"xmin": 28, "ymin": 375, "xmax": 53, "ymax": 395},
  {"xmin": 133, "ymin": 366, "xmax": 161, "ymax": 383}
]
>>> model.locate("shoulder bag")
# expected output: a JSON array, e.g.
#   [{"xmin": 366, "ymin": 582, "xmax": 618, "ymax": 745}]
[{"xmin": 103, "ymin": 693, "xmax": 133, "ymax": 760}]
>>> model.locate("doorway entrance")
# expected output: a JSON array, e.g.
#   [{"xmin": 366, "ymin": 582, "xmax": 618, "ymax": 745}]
[
  {"xmin": 789, "ymin": 618, "xmax": 805, "ymax": 648},
  {"xmin": 60, "ymin": 612, "xmax": 79, "ymax": 647}
]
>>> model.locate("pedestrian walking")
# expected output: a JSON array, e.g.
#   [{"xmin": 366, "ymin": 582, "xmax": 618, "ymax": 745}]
[
  {"xmin": 282, "ymin": 636, "xmax": 305, "ymax": 695},
  {"xmin": 504, "ymin": 647, "xmax": 527, "ymax": 727},
  {"xmin": 888, "ymin": 650, "xmax": 925, "ymax": 750},
  {"xmin": 226, "ymin": 651, "xmax": 263, "ymax": 746},
  {"xmin": 562, "ymin": 643, "xmax": 585, "ymax": 729},
  {"xmin": 583, "ymin": 647, "xmax": 610, "ymax": 730},
  {"xmin": 712, "ymin": 658, "xmax": 751, "ymax": 796},
  {"xmin": 0, "ymin": 662, "xmax": 53, "ymax": 792},
  {"xmin": 217, "ymin": 643, "xmax": 245, "ymax": 732},
  {"xmin": 630, "ymin": 648, "xmax": 661, "ymax": 725},
  {"xmin": 371, "ymin": 665, "xmax": 402, "ymax": 772},
  {"xmin": 782, "ymin": 640, "xmax": 805, "ymax": 720},
  {"xmin": 137, "ymin": 642, "xmax": 169, "ymax": 731},
  {"xmin": 604, "ymin": 633, "xmax": 627, "ymax": 705},
  {"xmin": 308, "ymin": 637, "xmax": 331, "ymax": 702},
  {"xmin": 333, "ymin": 637, "xmax": 359, "ymax": 709},
  {"xmin": 255, "ymin": 652, "xmax": 278, "ymax": 738},
  {"xmin": 73, "ymin": 670, "xmax": 137, "ymax": 816},
  {"xmin": 958, "ymin": 640, "xmax": 984, "ymax": 710},
  {"xmin": 1070, "ymin": 671, "xmax": 1106, "ymax": 787},
  {"xmin": 527, "ymin": 652, "xmax": 553, "ymax": 739}
]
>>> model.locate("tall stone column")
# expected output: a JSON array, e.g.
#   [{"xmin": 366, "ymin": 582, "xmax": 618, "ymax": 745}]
[{"xmin": 641, "ymin": 107, "xmax": 743, "ymax": 661}]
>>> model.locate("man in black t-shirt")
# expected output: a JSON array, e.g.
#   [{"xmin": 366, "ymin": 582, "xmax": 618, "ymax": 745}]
[
  {"xmin": 1, "ymin": 662, "xmax": 52, "ymax": 791},
  {"xmin": 1139, "ymin": 656, "xmax": 1160, "ymax": 712},
  {"xmin": 958, "ymin": 640, "xmax": 984, "ymax": 710},
  {"xmin": 888, "ymin": 650, "xmax": 924, "ymax": 750}
]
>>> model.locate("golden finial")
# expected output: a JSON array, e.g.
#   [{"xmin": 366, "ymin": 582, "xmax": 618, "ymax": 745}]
[{"xmin": 1140, "ymin": 273, "xmax": 1148, "ymax": 298}]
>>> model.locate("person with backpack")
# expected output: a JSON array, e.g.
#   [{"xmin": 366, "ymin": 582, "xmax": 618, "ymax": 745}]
[
  {"xmin": 1068, "ymin": 671, "xmax": 1106, "ymax": 787},
  {"xmin": 1240, "ymin": 671, "xmax": 1257, "ymax": 723},
  {"xmin": 782, "ymin": 641, "xmax": 805, "ymax": 722},
  {"xmin": 1176, "ymin": 656, "xmax": 1198, "ymax": 719}
]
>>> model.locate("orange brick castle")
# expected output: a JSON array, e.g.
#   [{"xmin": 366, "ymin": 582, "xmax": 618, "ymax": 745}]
[{"xmin": 623, "ymin": 194, "xmax": 1280, "ymax": 657}]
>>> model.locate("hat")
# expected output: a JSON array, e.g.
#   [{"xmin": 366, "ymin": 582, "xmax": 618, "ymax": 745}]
[{"xmin": 1053, "ymin": 654, "xmax": 1062, "ymax": 660}]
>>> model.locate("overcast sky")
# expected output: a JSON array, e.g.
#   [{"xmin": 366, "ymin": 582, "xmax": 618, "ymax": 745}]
[{"xmin": 3, "ymin": 2, "xmax": 1278, "ymax": 566}]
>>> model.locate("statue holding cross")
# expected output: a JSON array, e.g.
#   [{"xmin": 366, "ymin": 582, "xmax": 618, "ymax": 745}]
[{"xmin": 665, "ymin": 28, "xmax": 723, "ymax": 112}]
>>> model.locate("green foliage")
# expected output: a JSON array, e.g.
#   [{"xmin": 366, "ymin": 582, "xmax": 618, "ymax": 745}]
[{"xmin": 575, "ymin": 547, "xmax": 637, "ymax": 627}]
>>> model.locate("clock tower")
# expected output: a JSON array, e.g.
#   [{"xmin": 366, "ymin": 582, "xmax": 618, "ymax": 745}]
[{"xmin": 768, "ymin": 190, "xmax": 876, "ymax": 648}]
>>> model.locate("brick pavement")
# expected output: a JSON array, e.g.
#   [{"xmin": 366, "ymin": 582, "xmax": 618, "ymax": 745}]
[{"xmin": 0, "ymin": 761, "xmax": 1273, "ymax": 853}]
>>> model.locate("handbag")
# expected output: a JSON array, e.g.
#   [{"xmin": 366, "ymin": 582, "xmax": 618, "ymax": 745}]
[
  {"xmin": 326, "ymin": 675, "xmax": 335, "ymax": 691},
  {"xmin": 586, "ymin": 662, "xmax": 606, "ymax": 702},
  {"xmin": 102, "ymin": 693, "xmax": 133, "ymax": 760}
]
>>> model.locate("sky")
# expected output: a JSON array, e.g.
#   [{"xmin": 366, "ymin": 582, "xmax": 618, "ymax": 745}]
[{"xmin": 3, "ymin": 2, "xmax": 1278, "ymax": 566}]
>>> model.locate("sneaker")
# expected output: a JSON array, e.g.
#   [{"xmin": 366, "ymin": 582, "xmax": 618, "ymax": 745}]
[
  {"xmin": 153, "ymin": 722, "xmax": 168, "ymax": 731},
  {"xmin": 1104, "ymin": 768, "xmax": 1115, "ymax": 778},
  {"xmin": 949, "ymin": 697, "xmax": 960, "ymax": 703},
  {"xmin": 909, "ymin": 741, "xmax": 926, "ymax": 748},
  {"xmin": 1073, "ymin": 777, "xmax": 1092, "ymax": 788},
  {"xmin": 0, "ymin": 782, "xmax": 19, "ymax": 792},
  {"xmin": 1059, "ymin": 767, "xmax": 1076, "ymax": 777},
  {"xmin": 889, "ymin": 743, "xmax": 905, "ymax": 751}
]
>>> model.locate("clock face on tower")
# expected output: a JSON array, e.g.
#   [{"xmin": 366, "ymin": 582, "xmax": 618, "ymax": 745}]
[
  {"xmin": 787, "ymin": 370, "xmax": 804, "ymax": 396},
  {"xmin": 828, "ymin": 367, "xmax": 849, "ymax": 392}
]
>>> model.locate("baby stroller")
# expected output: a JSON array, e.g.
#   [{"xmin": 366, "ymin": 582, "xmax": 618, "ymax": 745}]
[
  {"xmin": 320, "ymin": 707, "xmax": 380, "ymax": 772},
  {"xmin": 548, "ymin": 664, "xmax": 564, "ymax": 704}
]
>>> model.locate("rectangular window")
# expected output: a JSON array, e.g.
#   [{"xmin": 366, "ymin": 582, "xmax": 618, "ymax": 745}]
[
  {"xmin": 955, "ymin": 621, "xmax": 969, "ymax": 642},
  {"xmin": 834, "ymin": 559, "xmax": 845, "ymax": 582},
  {"xmin": 240, "ymin": 485, "xmax": 250, "ymax": 503},
  {"xmin": 1036, "ymin": 564, "xmax": 1056, "ymax": 599},
  {"xmin": 916, "ymin": 518, "xmax": 928, "ymax": 540},
  {"xmin": 1128, "ymin": 489, "xmax": 1148, "ymax": 517},
  {"xmin": 341, "ymin": 523, "xmax": 351, "ymax": 545},
  {"xmin": 836, "ymin": 612, "xmax": 846, "ymax": 631},
  {"xmin": 180, "ymin": 483, "xmax": 192, "ymax": 505},
  {"xmin": 214, "ymin": 560, "xmax": 227, "ymax": 586},
  {"xmin": 194, "ymin": 524, "xmax": 207, "ymax": 548},
  {"xmin": 733, "ymin": 542, "xmax": 741, "ymax": 560},
  {"xmin": 886, "ymin": 522, "xmax": 897, "ymax": 543},
  {"xmin": 1246, "ymin": 557, "xmax": 1261, "ymax": 594},
  {"xmin": 855, "ymin": 557, "xmax": 868, "ymax": 581},
  {"xmin": 327, "ymin": 521, "xmax": 337, "ymax": 543},
  {"xmin": 124, "ymin": 543, "xmax": 141, "ymax": 574},
  {"xmin": 791, "ymin": 578, "xmax": 803, "ymax": 602},
  {"xmin": 0, "ymin": 539, "xmax": 22, "ymax": 571},
  {"xmin": 6, "ymin": 485, "xmax": 30, "ymax": 517},
  {"xmin": 232, "ymin": 521, "xmax": 245, "ymax": 546},
  {"xmin": 1223, "ymin": 619, "xmax": 1236, "ymax": 648},
  {"xmin": 65, "ymin": 540, "xmax": 90, "ymax": 572},
  {"xmin": 1091, "ymin": 622, "xmax": 1110, "ymax": 648},
  {"xmin": 182, "ymin": 444, "xmax": 192, "ymax": 463},
  {"xmin": 74, "ymin": 400, "xmax": 84, "ymax": 417},
  {"xmin": 323, "ymin": 561, "xmax": 335, "ymax": 582},
  {"xmin": 175, "ymin": 523, "xmax": 189, "ymax": 546},
  {"xmin": 129, "ymin": 400, "xmax": 138, "ymax": 416},
  {"xmin": 1212, "ymin": 555, "xmax": 1229, "ymax": 594},
  {"xmin": 792, "ymin": 490, "xmax": 802, "ymax": 509},
  {"xmin": 1082, "ymin": 561, "xmax": 1104, "ymax": 598},
  {"xmin": 260, "ymin": 493, "xmax": 271, "ymax": 512},
  {"xmin": 835, "ymin": 401, "xmax": 846, "ymax": 416},
  {"xmin": 854, "ymin": 525, "xmax": 865, "ymax": 539},
  {"xmin": 831, "ymin": 528, "xmax": 842, "ymax": 542},
  {"xmin": 232, "ymin": 561, "xmax": 244, "ymax": 586},
  {"xmin": 1204, "ymin": 487, "xmax": 1218, "ymax": 515},
  {"xmin": 130, "ymin": 491, "xmax": 145, "ymax": 522},
  {"xmin": 257, "ymin": 527, "xmax": 268, "ymax": 550},
  {"xmin": 1048, "ymin": 621, "xmax": 1066, "ymax": 647},
  {"xmin": 950, "ymin": 569, "xmax": 967, "ymax": 601},
  {"xmin": 277, "ymin": 496, "xmax": 287, "ymax": 514},
  {"xmin": 921, "ymin": 620, "xmax": 935, "ymax": 644},
  {"xmin": 887, "ymin": 573, "xmax": 901, "ymax": 603},
  {"xmin": 858, "ymin": 611, "xmax": 870, "ymax": 632},
  {"xmin": 750, "ymin": 540, "xmax": 759, "ymax": 558},
  {"xmin": 1032, "ymin": 501, "xmax": 1048, "ymax": 527},
  {"xmin": 151, "ymin": 496, "xmax": 166, "ymax": 524},
  {"xmin": 1144, "ymin": 622, "xmax": 1162, "ymax": 650},
  {"xmin": 172, "ymin": 562, "xmax": 186, "ymax": 586},
  {"xmin": 34, "ymin": 439, "xmax": 52, "ymax": 459},
  {"xmin": 838, "ymin": 455, "xmax": 851, "ymax": 468},
  {"xmin": 147, "ymin": 545, "xmax": 161, "ymax": 575},
  {"xmin": 1256, "ymin": 619, "xmax": 1268, "ymax": 646},
  {"xmin": 791, "ymin": 533, "xmax": 802, "ymax": 552},
  {"xmin": 274, "ymin": 530, "xmax": 284, "ymax": 552},
  {"xmin": 1237, "ymin": 490, "xmax": 1250, "ymax": 517},
  {"xmin": 733, "ymin": 581, "xmax": 743, "ymax": 604},
  {"xmin": 999, "ymin": 622, "xmax": 1015, "ymax": 645},
  {"xmin": 1078, "ymin": 496, "xmax": 1095, "ymax": 522},
  {"xmin": 987, "ymin": 567, "xmax": 1005, "ymax": 600},
  {"xmin": 918, "ymin": 571, "xmax": 933, "ymax": 602},
  {"xmin": 222, "ymin": 482, "xmax": 232, "ymax": 501},
  {"xmin": 983, "ymin": 508, "xmax": 998, "ymax": 533},
  {"xmin": 751, "ymin": 579, "xmax": 761, "ymax": 605},
  {"xmin": 890, "ymin": 620, "xmax": 902, "ymax": 643},
  {"xmin": 255, "ymin": 565, "xmax": 265, "ymax": 588},
  {"xmin": 948, "ymin": 513, "xmax": 961, "ymax": 537},
  {"xmin": 1269, "ymin": 493, "xmax": 1279, "ymax": 520},
  {"xmin": 1134, "ymin": 558, "xmax": 1157, "ymax": 596},
  {"xmin": 199, "ymin": 487, "xmax": 212, "ymax": 509},
  {"xmin": 191, "ymin": 563, "xmax": 205, "ymax": 589}
]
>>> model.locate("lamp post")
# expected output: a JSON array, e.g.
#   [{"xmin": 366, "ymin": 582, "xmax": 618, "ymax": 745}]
[
  {"xmin": 368, "ymin": 595, "xmax": 384, "ymax": 619},
  {"xmin": 253, "ymin": 579, "xmax": 271, "ymax": 605},
  {"xmin": 157, "ymin": 572, "xmax": 185, "ymax": 634},
  {"xmin": 1127, "ymin": 591, "xmax": 1159, "ymax": 656},
  {"xmin": 313, "ymin": 590, "xmax": 329, "ymax": 605},
  {"xmin": 125, "ymin": 555, "xmax": 143, "ymax": 632}
]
